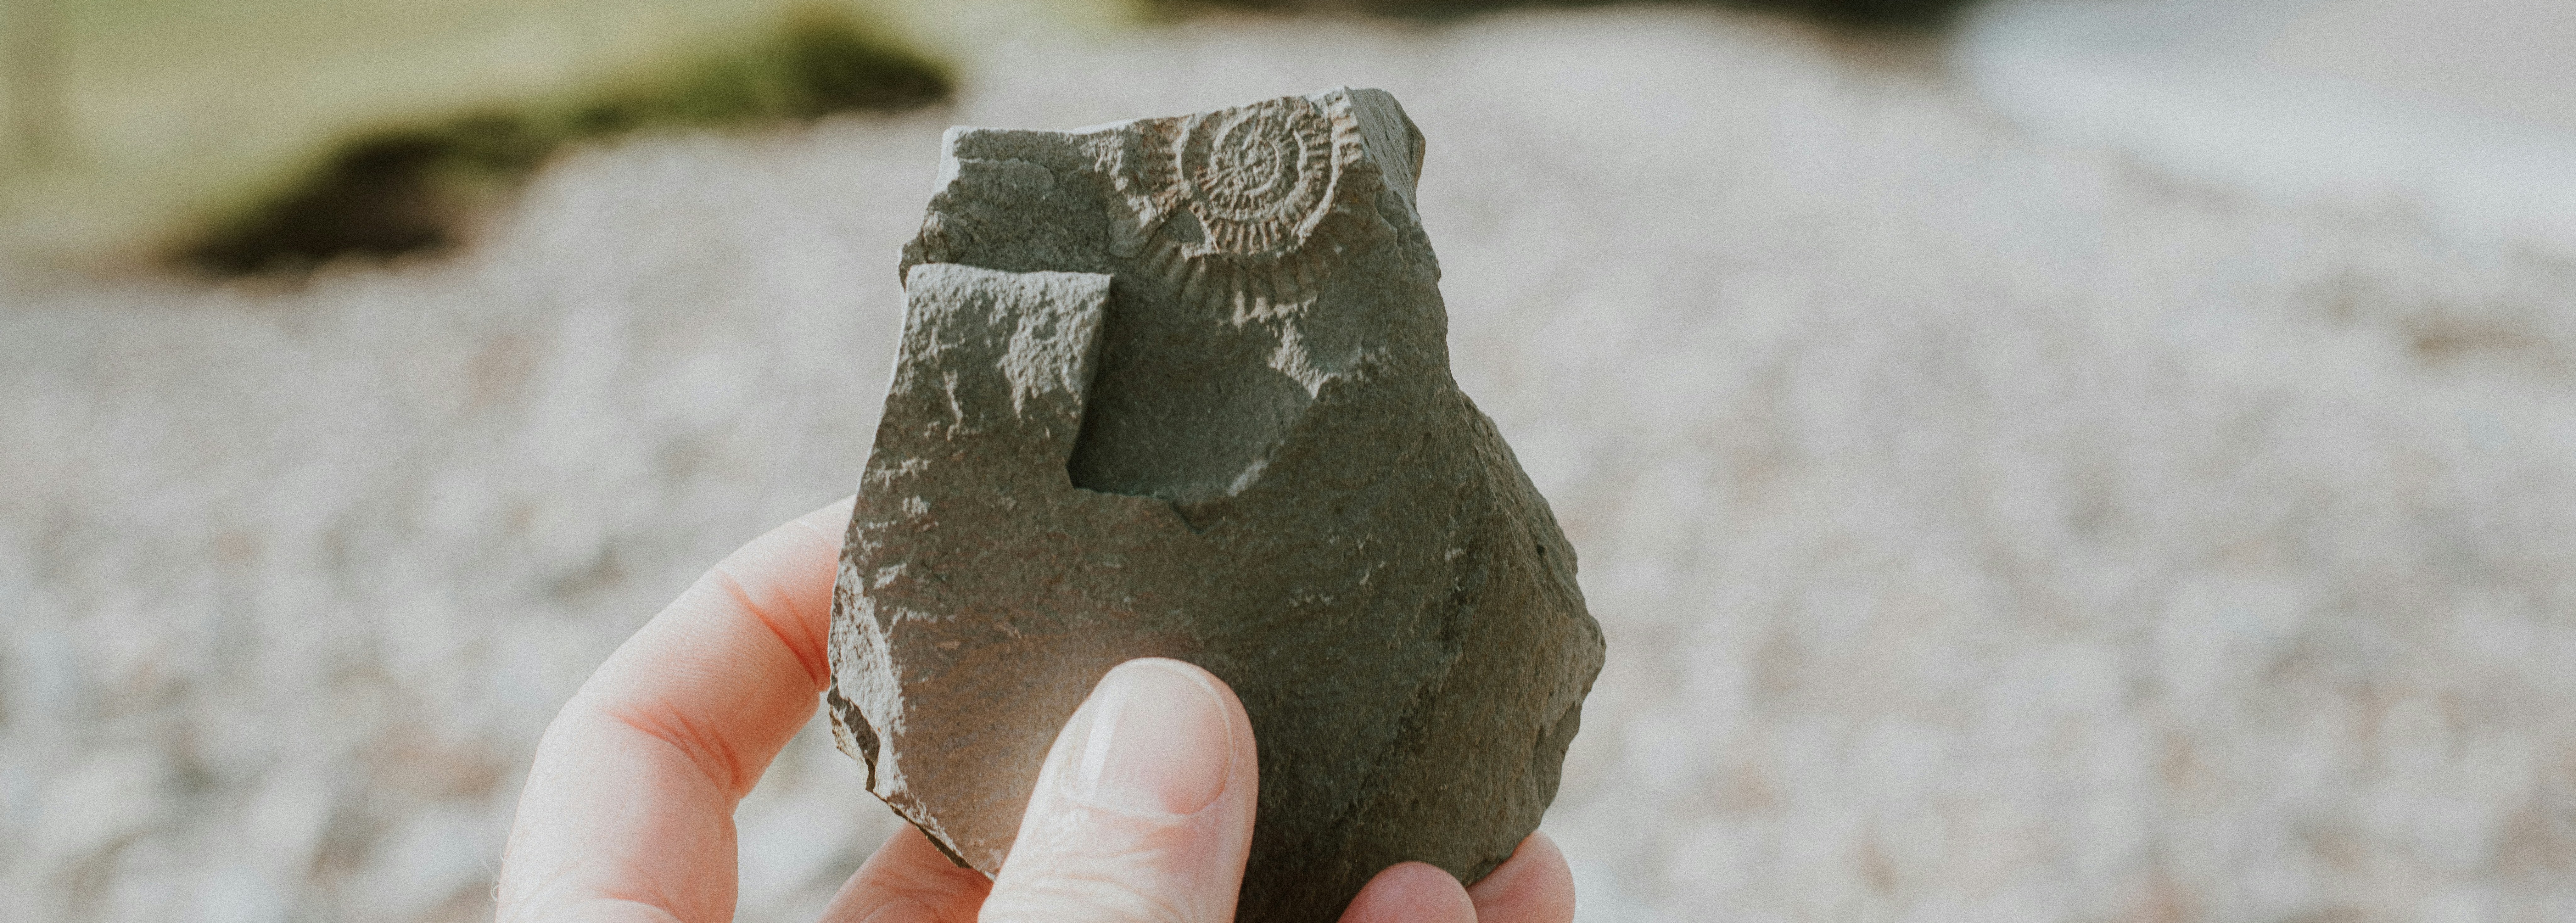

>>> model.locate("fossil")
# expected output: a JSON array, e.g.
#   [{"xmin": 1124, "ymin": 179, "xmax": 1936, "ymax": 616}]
[{"xmin": 827, "ymin": 87, "xmax": 1604, "ymax": 922}]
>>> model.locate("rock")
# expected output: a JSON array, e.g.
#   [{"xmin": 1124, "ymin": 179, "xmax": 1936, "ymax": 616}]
[{"xmin": 825, "ymin": 87, "xmax": 1604, "ymax": 922}]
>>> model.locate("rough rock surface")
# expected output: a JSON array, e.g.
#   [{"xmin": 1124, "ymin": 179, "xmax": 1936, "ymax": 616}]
[{"xmin": 824, "ymin": 88, "xmax": 1605, "ymax": 920}]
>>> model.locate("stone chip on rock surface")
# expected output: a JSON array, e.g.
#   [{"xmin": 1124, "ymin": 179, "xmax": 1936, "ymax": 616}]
[{"xmin": 825, "ymin": 86, "xmax": 1605, "ymax": 922}]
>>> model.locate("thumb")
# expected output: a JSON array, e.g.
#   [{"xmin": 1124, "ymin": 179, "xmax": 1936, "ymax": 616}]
[{"xmin": 980, "ymin": 658, "xmax": 1260, "ymax": 923}]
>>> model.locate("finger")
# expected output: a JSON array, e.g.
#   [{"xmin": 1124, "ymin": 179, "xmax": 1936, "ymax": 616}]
[
  {"xmin": 1337, "ymin": 862, "xmax": 1475, "ymax": 923},
  {"xmin": 497, "ymin": 497, "xmax": 854, "ymax": 923},
  {"xmin": 1465, "ymin": 833, "xmax": 1576, "ymax": 923},
  {"xmin": 978, "ymin": 658, "xmax": 1260, "ymax": 923},
  {"xmin": 816, "ymin": 825, "xmax": 991, "ymax": 923}
]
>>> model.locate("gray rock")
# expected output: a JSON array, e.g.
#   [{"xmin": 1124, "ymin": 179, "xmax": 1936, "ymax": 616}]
[{"xmin": 826, "ymin": 87, "xmax": 1604, "ymax": 922}]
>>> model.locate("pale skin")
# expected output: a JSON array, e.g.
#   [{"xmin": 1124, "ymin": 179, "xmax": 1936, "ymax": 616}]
[{"xmin": 497, "ymin": 497, "xmax": 1578, "ymax": 923}]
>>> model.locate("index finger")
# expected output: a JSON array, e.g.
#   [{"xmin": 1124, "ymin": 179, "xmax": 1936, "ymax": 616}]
[{"xmin": 498, "ymin": 497, "xmax": 853, "ymax": 923}]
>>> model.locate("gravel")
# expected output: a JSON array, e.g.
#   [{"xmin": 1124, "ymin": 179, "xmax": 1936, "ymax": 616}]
[{"xmin": 7, "ymin": 8, "xmax": 2576, "ymax": 922}]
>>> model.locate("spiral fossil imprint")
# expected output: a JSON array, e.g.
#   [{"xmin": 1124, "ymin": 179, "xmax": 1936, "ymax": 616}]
[
  {"xmin": 1117, "ymin": 95, "xmax": 1356, "ymax": 319},
  {"xmin": 1168, "ymin": 100, "xmax": 1336, "ymax": 256}
]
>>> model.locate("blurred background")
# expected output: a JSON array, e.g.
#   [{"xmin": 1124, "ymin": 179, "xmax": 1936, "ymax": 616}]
[{"xmin": 5, "ymin": 0, "xmax": 2575, "ymax": 920}]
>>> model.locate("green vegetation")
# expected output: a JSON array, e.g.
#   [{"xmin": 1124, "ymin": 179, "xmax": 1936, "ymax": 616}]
[
  {"xmin": 0, "ymin": 0, "xmax": 1126, "ymax": 272},
  {"xmin": 177, "ymin": 7, "xmax": 949, "ymax": 274}
]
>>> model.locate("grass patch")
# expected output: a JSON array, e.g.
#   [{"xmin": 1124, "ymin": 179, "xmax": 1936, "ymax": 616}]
[
  {"xmin": 1147, "ymin": 0, "xmax": 1979, "ymax": 29},
  {"xmin": 175, "ymin": 6, "xmax": 949, "ymax": 275}
]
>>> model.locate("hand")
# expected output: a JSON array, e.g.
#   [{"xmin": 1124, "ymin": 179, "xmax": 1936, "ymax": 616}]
[{"xmin": 497, "ymin": 497, "xmax": 1578, "ymax": 923}]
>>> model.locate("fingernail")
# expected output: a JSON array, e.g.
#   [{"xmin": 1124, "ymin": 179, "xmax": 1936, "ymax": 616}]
[{"xmin": 1064, "ymin": 660, "xmax": 1232, "ymax": 815}]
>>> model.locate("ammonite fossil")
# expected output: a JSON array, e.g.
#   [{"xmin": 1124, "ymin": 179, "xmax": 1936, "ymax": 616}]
[
  {"xmin": 1164, "ymin": 99, "xmax": 1336, "ymax": 258},
  {"xmin": 847, "ymin": 88, "xmax": 1602, "ymax": 923}
]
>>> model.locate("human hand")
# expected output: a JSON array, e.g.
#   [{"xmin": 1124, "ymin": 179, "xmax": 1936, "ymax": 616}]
[{"xmin": 497, "ymin": 497, "xmax": 1577, "ymax": 923}]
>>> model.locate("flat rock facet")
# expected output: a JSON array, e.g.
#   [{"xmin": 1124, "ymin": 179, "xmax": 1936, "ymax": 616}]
[{"xmin": 827, "ymin": 87, "xmax": 1604, "ymax": 922}]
